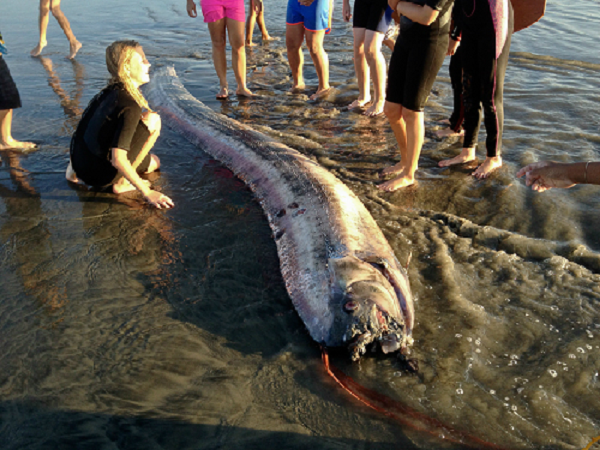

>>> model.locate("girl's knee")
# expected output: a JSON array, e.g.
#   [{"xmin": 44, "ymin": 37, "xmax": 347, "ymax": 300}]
[
  {"xmin": 384, "ymin": 102, "xmax": 402, "ymax": 121},
  {"xmin": 146, "ymin": 154, "xmax": 160, "ymax": 173}
]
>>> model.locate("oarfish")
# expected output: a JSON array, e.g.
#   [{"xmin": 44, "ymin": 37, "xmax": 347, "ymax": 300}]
[{"xmin": 147, "ymin": 67, "xmax": 414, "ymax": 360}]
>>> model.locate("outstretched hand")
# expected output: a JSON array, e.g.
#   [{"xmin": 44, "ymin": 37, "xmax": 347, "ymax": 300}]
[
  {"xmin": 145, "ymin": 190, "xmax": 175, "ymax": 209},
  {"xmin": 186, "ymin": 0, "xmax": 197, "ymax": 18},
  {"xmin": 516, "ymin": 161, "xmax": 576, "ymax": 192}
]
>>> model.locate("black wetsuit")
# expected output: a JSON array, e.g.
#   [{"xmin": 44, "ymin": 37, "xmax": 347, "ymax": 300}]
[
  {"xmin": 70, "ymin": 83, "xmax": 151, "ymax": 188},
  {"xmin": 448, "ymin": 45, "xmax": 464, "ymax": 132},
  {"xmin": 0, "ymin": 56, "xmax": 22, "ymax": 110},
  {"xmin": 386, "ymin": 0, "xmax": 454, "ymax": 112},
  {"xmin": 453, "ymin": 0, "xmax": 513, "ymax": 157}
]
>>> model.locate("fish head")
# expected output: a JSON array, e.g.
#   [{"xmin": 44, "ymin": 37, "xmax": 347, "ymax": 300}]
[{"xmin": 328, "ymin": 255, "xmax": 412, "ymax": 361}]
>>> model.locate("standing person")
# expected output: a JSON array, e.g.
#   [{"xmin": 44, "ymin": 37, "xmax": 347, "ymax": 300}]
[
  {"xmin": 286, "ymin": 0, "xmax": 333, "ymax": 101},
  {"xmin": 438, "ymin": 0, "xmax": 514, "ymax": 179},
  {"xmin": 186, "ymin": 0, "xmax": 253, "ymax": 99},
  {"xmin": 65, "ymin": 40, "xmax": 174, "ymax": 209},
  {"xmin": 30, "ymin": 0, "xmax": 82, "ymax": 59},
  {"xmin": 378, "ymin": 0, "xmax": 454, "ymax": 191},
  {"xmin": 0, "ymin": 31, "xmax": 36, "ymax": 150},
  {"xmin": 342, "ymin": 0, "xmax": 392, "ymax": 117},
  {"xmin": 245, "ymin": 0, "xmax": 275, "ymax": 46}
]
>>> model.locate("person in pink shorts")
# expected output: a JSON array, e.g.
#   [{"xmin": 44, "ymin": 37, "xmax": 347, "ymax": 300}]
[{"xmin": 187, "ymin": 0, "xmax": 253, "ymax": 99}]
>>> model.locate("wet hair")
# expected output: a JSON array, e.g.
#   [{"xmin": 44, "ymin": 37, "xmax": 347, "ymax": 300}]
[{"xmin": 105, "ymin": 40, "xmax": 152, "ymax": 112}]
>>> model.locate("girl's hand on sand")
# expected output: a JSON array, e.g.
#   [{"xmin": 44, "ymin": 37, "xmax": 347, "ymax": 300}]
[
  {"xmin": 145, "ymin": 190, "xmax": 175, "ymax": 209},
  {"xmin": 516, "ymin": 161, "xmax": 576, "ymax": 192},
  {"xmin": 186, "ymin": 0, "xmax": 197, "ymax": 18}
]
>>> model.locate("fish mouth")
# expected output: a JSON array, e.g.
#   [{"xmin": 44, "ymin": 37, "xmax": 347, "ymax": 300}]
[{"xmin": 344, "ymin": 301, "xmax": 406, "ymax": 361}]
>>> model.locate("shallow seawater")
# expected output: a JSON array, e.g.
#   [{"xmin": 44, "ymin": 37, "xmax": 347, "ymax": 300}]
[{"xmin": 1, "ymin": 1, "xmax": 599, "ymax": 449}]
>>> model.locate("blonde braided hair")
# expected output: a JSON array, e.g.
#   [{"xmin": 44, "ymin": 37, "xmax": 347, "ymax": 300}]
[{"xmin": 105, "ymin": 40, "xmax": 153, "ymax": 112}]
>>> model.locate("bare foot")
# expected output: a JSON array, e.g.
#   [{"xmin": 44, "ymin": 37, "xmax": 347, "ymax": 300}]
[
  {"xmin": 69, "ymin": 40, "xmax": 82, "ymax": 59},
  {"xmin": 472, "ymin": 156, "xmax": 502, "ymax": 179},
  {"xmin": 379, "ymin": 162, "xmax": 404, "ymax": 179},
  {"xmin": 263, "ymin": 35, "xmax": 279, "ymax": 41},
  {"xmin": 30, "ymin": 41, "xmax": 47, "ymax": 57},
  {"xmin": 0, "ymin": 139, "xmax": 37, "ymax": 150},
  {"xmin": 236, "ymin": 86, "xmax": 254, "ymax": 97},
  {"xmin": 245, "ymin": 40, "xmax": 257, "ymax": 47},
  {"xmin": 438, "ymin": 147, "xmax": 476, "ymax": 168},
  {"xmin": 377, "ymin": 173, "xmax": 415, "ymax": 192},
  {"xmin": 347, "ymin": 98, "xmax": 370, "ymax": 110},
  {"xmin": 309, "ymin": 87, "xmax": 332, "ymax": 101},
  {"xmin": 290, "ymin": 82, "xmax": 306, "ymax": 93},
  {"xmin": 65, "ymin": 161, "xmax": 85, "ymax": 184},
  {"xmin": 364, "ymin": 101, "xmax": 385, "ymax": 118},
  {"xmin": 113, "ymin": 178, "xmax": 150, "ymax": 194},
  {"xmin": 435, "ymin": 127, "xmax": 465, "ymax": 138},
  {"xmin": 216, "ymin": 86, "xmax": 229, "ymax": 100}
]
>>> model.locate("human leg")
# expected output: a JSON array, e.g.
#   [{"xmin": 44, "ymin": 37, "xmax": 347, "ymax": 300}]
[
  {"xmin": 49, "ymin": 0, "xmax": 82, "ymax": 59},
  {"xmin": 256, "ymin": 8, "xmax": 272, "ymax": 40},
  {"xmin": 245, "ymin": 0, "xmax": 258, "ymax": 46},
  {"xmin": 31, "ymin": 0, "xmax": 51, "ymax": 57},
  {"xmin": 378, "ymin": 106, "xmax": 422, "ymax": 191},
  {"xmin": 305, "ymin": 30, "xmax": 330, "ymax": 100},
  {"xmin": 286, "ymin": 23, "xmax": 306, "ymax": 91},
  {"xmin": 472, "ymin": 22, "xmax": 512, "ymax": 179},
  {"xmin": 226, "ymin": 19, "xmax": 253, "ymax": 96},
  {"xmin": 439, "ymin": 34, "xmax": 480, "ymax": 168},
  {"xmin": 207, "ymin": 18, "xmax": 229, "ymax": 98},
  {"xmin": 363, "ymin": 30, "xmax": 386, "ymax": 117},
  {"xmin": 379, "ymin": 101, "xmax": 406, "ymax": 177},
  {"xmin": 0, "ymin": 109, "xmax": 36, "ymax": 150},
  {"xmin": 348, "ymin": 28, "xmax": 370, "ymax": 110}
]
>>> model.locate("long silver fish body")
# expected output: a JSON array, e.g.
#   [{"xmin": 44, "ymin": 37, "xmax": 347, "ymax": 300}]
[{"xmin": 147, "ymin": 67, "xmax": 414, "ymax": 360}]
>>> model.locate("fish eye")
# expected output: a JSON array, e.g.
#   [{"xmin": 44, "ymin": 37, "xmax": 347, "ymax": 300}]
[{"xmin": 343, "ymin": 301, "xmax": 358, "ymax": 312}]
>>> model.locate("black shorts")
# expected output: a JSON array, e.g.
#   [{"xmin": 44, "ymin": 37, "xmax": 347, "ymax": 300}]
[
  {"xmin": 352, "ymin": 0, "xmax": 390, "ymax": 33},
  {"xmin": 386, "ymin": 34, "xmax": 448, "ymax": 111},
  {"xmin": 70, "ymin": 129, "xmax": 152, "ymax": 188},
  {"xmin": 0, "ymin": 56, "xmax": 22, "ymax": 110}
]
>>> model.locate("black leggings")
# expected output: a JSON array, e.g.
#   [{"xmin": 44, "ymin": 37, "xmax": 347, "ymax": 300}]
[
  {"xmin": 448, "ymin": 45, "xmax": 464, "ymax": 132},
  {"xmin": 461, "ymin": 7, "xmax": 513, "ymax": 157}
]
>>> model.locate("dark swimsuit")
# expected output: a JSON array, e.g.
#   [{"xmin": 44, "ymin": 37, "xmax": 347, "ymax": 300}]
[
  {"xmin": 70, "ymin": 84, "xmax": 151, "ymax": 188},
  {"xmin": 453, "ymin": 0, "xmax": 513, "ymax": 157},
  {"xmin": 0, "ymin": 56, "xmax": 22, "ymax": 110},
  {"xmin": 352, "ymin": 0, "xmax": 391, "ymax": 34},
  {"xmin": 386, "ymin": 0, "xmax": 453, "ymax": 112}
]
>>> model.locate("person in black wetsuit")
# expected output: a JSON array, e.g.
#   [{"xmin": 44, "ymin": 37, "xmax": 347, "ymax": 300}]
[
  {"xmin": 378, "ymin": 0, "xmax": 454, "ymax": 192},
  {"xmin": 438, "ymin": 0, "xmax": 513, "ymax": 179},
  {"xmin": 65, "ymin": 40, "xmax": 174, "ymax": 209}
]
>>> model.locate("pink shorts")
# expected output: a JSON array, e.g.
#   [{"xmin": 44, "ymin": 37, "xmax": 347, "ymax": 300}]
[{"xmin": 200, "ymin": 0, "xmax": 245, "ymax": 23}]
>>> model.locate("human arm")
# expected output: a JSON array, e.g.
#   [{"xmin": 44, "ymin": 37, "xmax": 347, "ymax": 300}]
[
  {"xmin": 343, "ymin": 0, "xmax": 352, "ymax": 22},
  {"xmin": 111, "ymin": 148, "xmax": 174, "ymax": 208},
  {"xmin": 447, "ymin": 38, "xmax": 460, "ymax": 55},
  {"xmin": 395, "ymin": 0, "xmax": 440, "ymax": 26},
  {"xmin": 186, "ymin": 0, "xmax": 197, "ymax": 18},
  {"xmin": 516, "ymin": 161, "xmax": 600, "ymax": 192}
]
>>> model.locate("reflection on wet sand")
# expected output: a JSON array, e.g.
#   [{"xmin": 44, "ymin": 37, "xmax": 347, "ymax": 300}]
[
  {"xmin": 37, "ymin": 56, "xmax": 85, "ymax": 135},
  {"xmin": 0, "ymin": 150, "xmax": 66, "ymax": 323}
]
